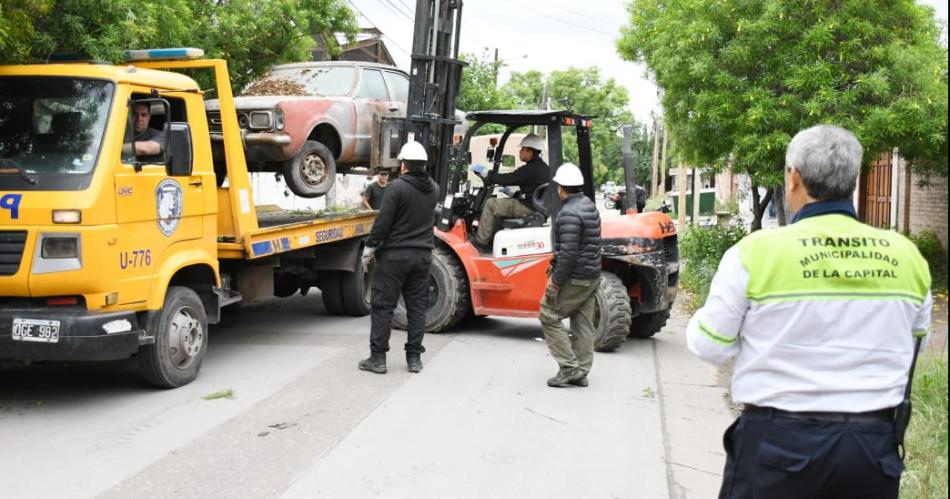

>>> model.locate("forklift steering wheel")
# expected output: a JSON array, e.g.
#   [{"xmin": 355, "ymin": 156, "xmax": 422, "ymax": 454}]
[{"xmin": 532, "ymin": 183, "xmax": 550, "ymax": 218}]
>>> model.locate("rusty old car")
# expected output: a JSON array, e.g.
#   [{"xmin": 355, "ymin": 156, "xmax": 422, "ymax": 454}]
[{"xmin": 205, "ymin": 61, "xmax": 409, "ymax": 197}]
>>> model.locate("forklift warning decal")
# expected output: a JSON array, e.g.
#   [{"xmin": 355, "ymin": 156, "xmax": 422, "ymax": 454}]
[
  {"xmin": 493, "ymin": 257, "xmax": 547, "ymax": 277},
  {"xmin": 155, "ymin": 179, "xmax": 183, "ymax": 237}
]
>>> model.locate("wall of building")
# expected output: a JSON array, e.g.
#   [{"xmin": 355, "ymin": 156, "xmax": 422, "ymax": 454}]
[{"xmin": 896, "ymin": 157, "xmax": 948, "ymax": 250}]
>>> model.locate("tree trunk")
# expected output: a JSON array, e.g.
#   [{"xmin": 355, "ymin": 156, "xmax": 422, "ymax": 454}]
[
  {"xmin": 749, "ymin": 185, "xmax": 773, "ymax": 232},
  {"xmin": 773, "ymin": 186, "xmax": 788, "ymax": 226}
]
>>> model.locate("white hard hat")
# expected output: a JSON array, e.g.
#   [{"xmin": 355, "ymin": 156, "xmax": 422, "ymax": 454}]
[
  {"xmin": 397, "ymin": 140, "xmax": 428, "ymax": 162},
  {"xmin": 552, "ymin": 163, "xmax": 585, "ymax": 187},
  {"xmin": 519, "ymin": 133, "xmax": 545, "ymax": 151}
]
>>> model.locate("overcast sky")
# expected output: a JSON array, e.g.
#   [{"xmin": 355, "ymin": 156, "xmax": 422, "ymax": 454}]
[{"xmin": 349, "ymin": 0, "xmax": 948, "ymax": 123}]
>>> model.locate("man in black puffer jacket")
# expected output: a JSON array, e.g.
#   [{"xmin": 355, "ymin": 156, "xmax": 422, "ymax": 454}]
[
  {"xmin": 359, "ymin": 141, "xmax": 440, "ymax": 375},
  {"xmin": 540, "ymin": 163, "xmax": 602, "ymax": 388}
]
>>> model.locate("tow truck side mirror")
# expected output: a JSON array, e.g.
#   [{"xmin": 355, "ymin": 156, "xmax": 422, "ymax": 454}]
[{"xmin": 165, "ymin": 122, "xmax": 193, "ymax": 176}]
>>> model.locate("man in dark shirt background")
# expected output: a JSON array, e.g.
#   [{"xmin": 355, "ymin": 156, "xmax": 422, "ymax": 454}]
[
  {"xmin": 361, "ymin": 171, "xmax": 390, "ymax": 210},
  {"xmin": 470, "ymin": 133, "xmax": 551, "ymax": 252}
]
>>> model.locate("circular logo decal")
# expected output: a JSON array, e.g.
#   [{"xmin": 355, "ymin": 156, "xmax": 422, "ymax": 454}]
[{"xmin": 156, "ymin": 179, "xmax": 183, "ymax": 236}]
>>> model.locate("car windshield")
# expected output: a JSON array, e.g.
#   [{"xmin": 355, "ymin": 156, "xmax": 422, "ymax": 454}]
[
  {"xmin": 0, "ymin": 77, "xmax": 114, "ymax": 188},
  {"xmin": 267, "ymin": 66, "xmax": 356, "ymax": 96}
]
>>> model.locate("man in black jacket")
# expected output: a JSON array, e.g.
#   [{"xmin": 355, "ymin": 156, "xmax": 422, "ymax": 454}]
[
  {"xmin": 359, "ymin": 141, "xmax": 440, "ymax": 374},
  {"xmin": 539, "ymin": 163, "xmax": 602, "ymax": 388},
  {"xmin": 471, "ymin": 134, "xmax": 551, "ymax": 252}
]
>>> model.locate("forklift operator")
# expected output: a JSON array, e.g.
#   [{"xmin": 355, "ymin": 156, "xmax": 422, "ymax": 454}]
[{"xmin": 471, "ymin": 134, "xmax": 551, "ymax": 252}]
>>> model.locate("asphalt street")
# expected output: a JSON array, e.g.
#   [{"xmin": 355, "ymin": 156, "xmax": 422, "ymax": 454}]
[{"xmin": 0, "ymin": 287, "xmax": 733, "ymax": 499}]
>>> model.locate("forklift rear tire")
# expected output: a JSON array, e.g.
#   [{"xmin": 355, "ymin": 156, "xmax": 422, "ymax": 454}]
[
  {"xmin": 139, "ymin": 286, "xmax": 208, "ymax": 388},
  {"xmin": 593, "ymin": 272, "xmax": 633, "ymax": 352},
  {"xmin": 321, "ymin": 271, "xmax": 346, "ymax": 316},
  {"xmin": 283, "ymin": 140, "xmax": 336, "ymax": 198},
  {"xmin": 392, "ymin": 247, "xmax": 470, "ymax": 333},
  {"xmin": 628, "ymin": 309, "xmax": 671, "ymax": 339}
]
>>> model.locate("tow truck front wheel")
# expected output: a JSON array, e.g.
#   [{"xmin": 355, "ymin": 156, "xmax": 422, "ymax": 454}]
[{"xmin": 139, "ymin": 286, "xmax": 208, "ymax": 388}]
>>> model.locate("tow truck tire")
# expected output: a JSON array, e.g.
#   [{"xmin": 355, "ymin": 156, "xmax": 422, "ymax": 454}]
[
  {"xmin": 283, "ymin": 140, "xmax": 336, "ymax": 198},
  {"xmin": 341, "ymin": 257, "xmax": 372, "ymax": 317},
  {"xmin": 628, "ymin": 309, "xmax": 671, "ymax": 339},
  {"xmin": 593, "ymin": 272, "xmax": 633, "ymax": 352},
  {"xmin": 392, "ymin": 247, "xmax": 470, "ymax": 333},
  {"xmin": 321, "ymin": 271, "xmax": 346, "ymax": 316},
  {"xmin": 139, "ymin": 286, "xmax": 208, "ymax": 388}
]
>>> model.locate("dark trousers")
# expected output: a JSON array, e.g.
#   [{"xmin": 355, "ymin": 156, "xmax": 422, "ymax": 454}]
[
  {"xmin": 719, "ymin": 411, "xmax": 904, "ymax": 499},
  {"xmin": 369, "ymin": 248, "xmax": 432, "ymax": 355}
]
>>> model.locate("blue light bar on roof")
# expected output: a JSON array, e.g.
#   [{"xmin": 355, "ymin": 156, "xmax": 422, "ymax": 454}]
[{"xmin": 123, "ymin": 48, "xmax": 205, "ymax": 62}]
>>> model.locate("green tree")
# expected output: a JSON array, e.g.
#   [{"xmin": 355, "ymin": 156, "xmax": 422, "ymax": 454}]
[
  {"xmin": 457, "ymin": 51, "xmax": 511, "ymax": 112},
  {"xmin": 0, "ymin": 0, "xmax": 357, "ymax": 90},
  {"xmin": 618, "ymin": 0, "xmax": 948, "ymax": 230},
  {"xmin": 499, "ymin": 66, "xmax": 641, "ymax": 187}
]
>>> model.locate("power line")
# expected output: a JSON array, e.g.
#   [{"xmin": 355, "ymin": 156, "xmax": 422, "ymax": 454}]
[
  {"xmin": 557, "ymin": 6, "xmax": 617, "ymax": 27},
  {"xmin": 508, "ymin": 2, "xmax": 616, "ymax": 37},
  {"xmin": 376, "ymin": 0, "xmax": 414, "ymax": 22},
  {"xmin": 345, "ymin": 0, "xmax": 412, "ymax": 55}
]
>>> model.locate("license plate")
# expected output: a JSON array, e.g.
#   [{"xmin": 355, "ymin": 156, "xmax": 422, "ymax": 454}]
[{"xmin": 12, "ymin": 318, "xmax": 60, "ymax": 343}]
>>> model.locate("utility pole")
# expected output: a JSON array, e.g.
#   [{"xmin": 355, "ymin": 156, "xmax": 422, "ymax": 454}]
[
  {"xmin": 622, "ymin": 125, "xmax": 636, "ymax": 213},
  {"xmin": 659, "ymin": 124, "xmax": 669, "ymax": 195},
  {"xmin": 650, "ymin": 120, "xmax": 660, "ymax": 195},
  {"xmin": 493, "ymin": 48, "xmax": 499, "ymax": 87},
  {"xmin": 692, "ymin": 167, "xmax": 701, "ymax": 223},
  {"xmin": 677, "ymin": 162, "xmax": 687, "ymax": 229}
]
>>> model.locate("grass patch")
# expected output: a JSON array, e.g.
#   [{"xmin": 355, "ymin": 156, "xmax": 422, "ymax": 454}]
[
  {"xmin": 201, "ymin": 389, "xmax": 236, "ymax": 401},
  {"xmin": 900, "ymin": 356, "xmax": 948, "ymax": 499}
]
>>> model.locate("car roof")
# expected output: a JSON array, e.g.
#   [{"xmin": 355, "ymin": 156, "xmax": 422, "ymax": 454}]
[{"xmin": 271, "ymin": 60, "xmax": 407, "ymax": 74}]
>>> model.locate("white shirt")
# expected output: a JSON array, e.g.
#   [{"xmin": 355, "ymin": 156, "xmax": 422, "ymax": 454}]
[{"xmin": 687, "ymin": 243, "xmax": 933, "ymax": 413}]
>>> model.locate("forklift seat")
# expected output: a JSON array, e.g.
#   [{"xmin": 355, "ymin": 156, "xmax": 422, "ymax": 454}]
[{"xmin": 501, "ymin": 212, "xmax": 546, "ymax": 230}]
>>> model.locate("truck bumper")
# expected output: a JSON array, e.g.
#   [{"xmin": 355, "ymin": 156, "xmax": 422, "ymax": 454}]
[
  {"xmin": 0, "ymin": 309, "xmax": 145, "ymax": 362},
  {"xmin": 211, "ymin": 133, "xmax": 294, "ymax": 163}
]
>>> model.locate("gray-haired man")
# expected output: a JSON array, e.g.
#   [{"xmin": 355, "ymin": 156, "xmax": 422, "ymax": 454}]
[{"xmin": 687, "ymin": 125, "xmax": 932, "ymax": 498}]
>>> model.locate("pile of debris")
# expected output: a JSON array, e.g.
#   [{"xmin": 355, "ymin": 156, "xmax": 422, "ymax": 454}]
[{"xmin": 241, "ymin": 78, "xmax": 308, "ymax": 96}]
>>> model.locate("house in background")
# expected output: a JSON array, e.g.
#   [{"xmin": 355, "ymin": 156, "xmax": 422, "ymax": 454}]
[
  {"xmin": 859, "ymin": 149, "xmax": 948, "ymax": 250},
  {"xmin": 311, "ymin": 28, "xmax": 397, "ymax": 66}
]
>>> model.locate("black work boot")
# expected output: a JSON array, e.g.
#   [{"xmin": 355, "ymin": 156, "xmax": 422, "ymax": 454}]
[
  {"xmin": 547, "ymin": 368, "xmax": 583, "ymax": 388},
  {"xmin": 406, "ymin": 352, "xmax": 423, "ymax": 373},
  {"xmin": 358, "ymin": 352, "xmax": 387, "ymax": 374}
]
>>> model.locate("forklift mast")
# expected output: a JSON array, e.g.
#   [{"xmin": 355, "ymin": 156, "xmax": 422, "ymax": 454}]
[{"xmin": 405, "ymin": 0, "xmax": 465, "ymax": 190}]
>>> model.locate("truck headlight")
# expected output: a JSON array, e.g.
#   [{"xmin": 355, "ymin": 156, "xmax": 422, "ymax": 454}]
[
  {"xmin": 42, "ymin": 237, "xmax": 79, "ymax": 259},
  {"xmin": 32, "ymin": 233, "xmax": 82, "ymax": 274},
  {"xmin": 248, "ymin": 110, "xmax": 274, "ymax": 130},
  {"xmin": 275, "ymin": 110, "xmax": 285, "ymax": 130}
]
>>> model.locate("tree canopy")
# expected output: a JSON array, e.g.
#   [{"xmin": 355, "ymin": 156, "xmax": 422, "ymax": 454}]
[
  {"xmin": 0, "ymin": 0, "xmax": 357, "ymax": 90},
  {"xmin": 617, "ymin": 0, "xmax": 948, "ymax": 190}
]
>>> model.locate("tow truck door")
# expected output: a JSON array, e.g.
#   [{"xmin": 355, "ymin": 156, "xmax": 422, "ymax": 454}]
[{"xmin": 113, "ymin": 92, "xmax": 206, "ymax": 304}]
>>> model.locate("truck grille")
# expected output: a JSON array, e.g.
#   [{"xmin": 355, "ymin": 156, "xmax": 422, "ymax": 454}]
[
  {"xmin": 662, "ymin": 235, "xmax": 679, "ymax": 263},
  {"xmin": 0, "ymin": 231, "xmax": 28, "ymax": 276},
  {"xmin": 207, "ymin": 111, "xmax": 223, "ymax": 133}
]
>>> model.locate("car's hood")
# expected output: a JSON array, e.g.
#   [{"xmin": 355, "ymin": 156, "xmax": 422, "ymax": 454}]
[{"xmin": 205, "ymin": 95, "xmax": 348, "ymax": 111}]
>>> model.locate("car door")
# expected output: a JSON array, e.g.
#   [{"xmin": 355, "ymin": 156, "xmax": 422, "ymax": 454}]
[
  {"xmin": 382, "ymin": 71, "xmax": 409, "ymax": 119},
  {"xmin": 353, "ymin": 68, "xmax": 391, "ymax": 161}
]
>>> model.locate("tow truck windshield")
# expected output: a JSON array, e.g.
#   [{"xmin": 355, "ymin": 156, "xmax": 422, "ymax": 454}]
[{"xmin": 0, "ymin": 76, "xmax": 114, "ymax": 190}]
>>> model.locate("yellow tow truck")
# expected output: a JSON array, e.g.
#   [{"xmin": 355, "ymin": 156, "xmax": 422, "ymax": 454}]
[{"xmin": 0, "ymin": 49, "xmax": 376, "ymax": 387}]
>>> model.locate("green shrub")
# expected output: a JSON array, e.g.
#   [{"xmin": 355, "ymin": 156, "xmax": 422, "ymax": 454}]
[
  {"xmin": 901, "ymin": 357, "xmax": 949, "ymax": 499},
  {"xmin": 910, "ymin": 230, "xmax": 948, "ymax": 292},
  {"xmin": 679, "ymin": 219, "xmax": 748, "ymax": 309}
]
